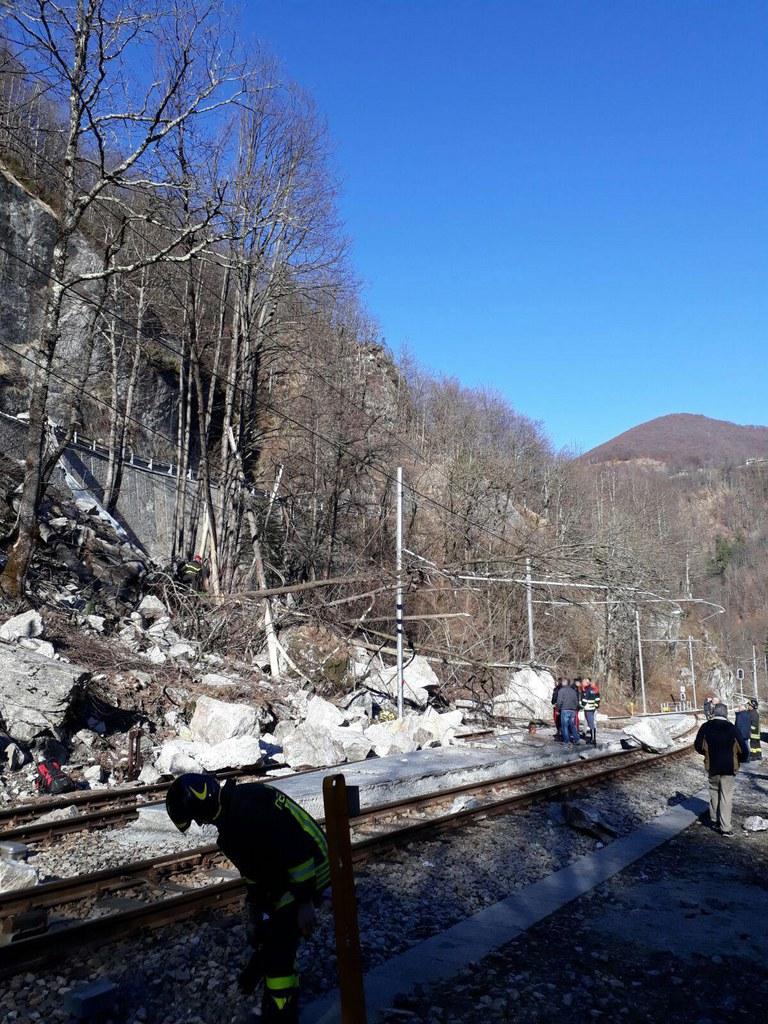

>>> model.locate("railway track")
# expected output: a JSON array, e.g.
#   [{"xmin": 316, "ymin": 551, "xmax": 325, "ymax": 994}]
[
  {"xmin": 0, "ymin": 735, "xmax": 696, "ymax": 975},
  {"xmin": 0, "ymin": 765, "xmax": 280, "ymax": 844}
]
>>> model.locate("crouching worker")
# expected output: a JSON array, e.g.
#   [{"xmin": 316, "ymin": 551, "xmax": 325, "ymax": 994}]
[{"xmin": 166, "ymin": 773, "xmax": 329, "ymax": 1022}]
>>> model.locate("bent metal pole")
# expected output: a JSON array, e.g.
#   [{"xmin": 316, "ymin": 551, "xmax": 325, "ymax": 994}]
[
  {"xmin": 396, "ymin": 467, "xmax": 404, "ymax": 719},
  {"xmin": 525, "ymin": 557, "xmax": 535, "ymax": 663}
]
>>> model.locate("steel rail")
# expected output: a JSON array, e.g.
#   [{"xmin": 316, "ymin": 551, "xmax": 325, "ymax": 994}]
[
  {"xmin": 0, "ymin": 738, "xmax": 696, "ymax": 975},
  {"xmin": 0, "ymin": 766, "xmax": 261, "ymax": 831}
]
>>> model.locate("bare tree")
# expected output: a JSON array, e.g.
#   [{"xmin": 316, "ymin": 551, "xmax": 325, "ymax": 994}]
[{"xmin": 0, "ymin": 0, "xmax": 242, "ymax": 597}]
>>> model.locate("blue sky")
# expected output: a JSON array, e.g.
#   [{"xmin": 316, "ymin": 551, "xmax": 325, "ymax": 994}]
[{"xmin": 243, "ymin": 1, "xmax": 767, "ymax": 453}]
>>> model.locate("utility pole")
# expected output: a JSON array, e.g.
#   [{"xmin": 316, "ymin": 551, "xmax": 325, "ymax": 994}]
[
  {"xmin": 395, "ymin": 467, "xmax": 404, "ymax": 719},
  {"xmin": 688, "ymin": 635, "xmax": 697, "ymax": 710},
  {"xmin": 525, "ymin": 557, "xmax": 535, "ymax": 663},
  {"xmin": 635, "ymin": 609, "xmax": 647, "ymax": 714},
  {"xmin": 753, "ymin": 644, "xmax": 759, "ymax": 700}
]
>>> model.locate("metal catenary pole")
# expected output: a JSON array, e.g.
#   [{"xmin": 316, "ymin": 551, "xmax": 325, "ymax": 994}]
[
  {"xmin": 395, "ymin": 466, "xmax": 404, "ymax": 719},
  {"xmin": 525, "ymin": 557, "xmax": 535, "ymax": 663},
  {"xmin": 635, "ymin": 609, "xmax": 647, "ymax": 714},
  {"xmin": 688, "ymin": 635, "xmax": 697, "ymax": 710},
  {"xmin": 753, "ymin": 644, "xmax": 759, "ymax": 700}
]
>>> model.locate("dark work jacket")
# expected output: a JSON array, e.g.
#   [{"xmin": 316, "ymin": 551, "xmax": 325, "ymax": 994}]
[
  {"xmin": 556, "ymin": 685, "xmax": 580, "ymax": 712},
  {"xmin": 694, "ymin": 718, "xmax": 748, "ymax": 777},
  {"xmin": 734, "ymin": 710, "xmax": 751, "ymax": 741},
  {"xmin": 215, "ymin": 780, "xmax": 329, "ymax": 911}
]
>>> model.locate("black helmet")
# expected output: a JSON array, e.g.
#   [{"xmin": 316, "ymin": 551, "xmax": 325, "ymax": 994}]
[
  {"xmin": 165, "ymin": 773, "xmax": 222, "ymax": 832},
  {"xmin": 750, "ymin": 698, "xmax": 759, "ymax": 709}
]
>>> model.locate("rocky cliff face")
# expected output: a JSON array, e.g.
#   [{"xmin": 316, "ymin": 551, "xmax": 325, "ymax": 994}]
[{"xmin": 0, "ymin": 164, "xmax": 177, "ymax": 455}]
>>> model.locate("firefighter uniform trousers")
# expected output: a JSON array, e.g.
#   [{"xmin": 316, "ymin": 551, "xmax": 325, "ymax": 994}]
[
  {"xmin": 258, "ymin": 859, "xmax": 330, "ymax": 1021},
  {"xmin": 750, "ymin": 711, "xmax": 762, "ymax": 761}
]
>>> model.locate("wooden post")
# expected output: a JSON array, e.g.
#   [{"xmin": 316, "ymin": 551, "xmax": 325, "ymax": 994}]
[{"xmin": 323, "ymin": 774, "xmax": 367, "ymax": 1024}]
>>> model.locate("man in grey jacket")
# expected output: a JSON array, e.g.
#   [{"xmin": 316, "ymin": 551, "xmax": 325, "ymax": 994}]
[{"xmin": 556, "ymin": 680, "xmax": 581, "ymax": 747}]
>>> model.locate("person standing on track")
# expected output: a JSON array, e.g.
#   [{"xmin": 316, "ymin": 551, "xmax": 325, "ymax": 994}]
[
  {"xmin": 748, "ymin": 698, "xmax": 762, "ymax": 761},
  {"xmin": 552, "ymin": 678, "xmax": 564, "ymax": 740},
  {"xmin": 166, "ymin": 773, "xmax": 329, "ymax": 1023},
  {"xmin": 694, "ymin": 704, "xmax": 748, "ymax": 836},
  {"xmin": 556, "ymin": 678, "xmax": 581, "ymax": 748},
  {"xmin": 581, "ymin": 677, "xmax": 601, "ymax": 746}
]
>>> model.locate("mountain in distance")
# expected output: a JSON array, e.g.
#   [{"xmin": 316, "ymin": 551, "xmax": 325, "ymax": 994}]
[{"xmin": 580, "ymin": 413, "xmax": 768, "ymax": 469}]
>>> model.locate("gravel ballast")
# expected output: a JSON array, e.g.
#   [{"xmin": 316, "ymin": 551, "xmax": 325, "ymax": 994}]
[{"xmin": 3, "ymin": 750, "xmax": 757, "ymax": 1024}]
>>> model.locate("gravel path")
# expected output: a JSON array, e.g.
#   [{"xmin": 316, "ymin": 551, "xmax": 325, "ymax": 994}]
[
  {"xmin": 0, "ymin": 751, "xmax": 725, "ymax": 1024},
  {"xmin": 376, "ymin": 764, "xmax": 768, "ymax": 1024}
]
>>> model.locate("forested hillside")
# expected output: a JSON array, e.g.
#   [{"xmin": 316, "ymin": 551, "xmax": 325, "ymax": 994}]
[{"xmin": 0, "ymin": 1, "xmax": 764, "ymax": 710}]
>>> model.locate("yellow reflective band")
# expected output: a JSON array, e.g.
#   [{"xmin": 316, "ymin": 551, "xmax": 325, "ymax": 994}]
[
  {"xmin": 289, "ymin": 858, "xmax": 316, "ymax": 882},
  {"xmin": 275, "ymin": 891, "xmax": 295, "ymax": 910},
  {"xmin": 189, "ymin": 783, "xmax": 207, "ymax": 800},
  {"xmin": 316, "ymin": 865, "xmax": 330, "ymax": 886},
  {"xmin": 266, "ymin": 975, "xmax": 299, "ymax": 991},
  {"xmin": 282, "ymin": 799, "xmax": 328, "ymax": 856},
  {"xmin": 272, "ymin": 997, "xmax": 289, "ymax": 1011}
]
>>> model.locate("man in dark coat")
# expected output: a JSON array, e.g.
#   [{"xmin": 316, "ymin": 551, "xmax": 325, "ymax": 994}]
[
  {"xmin": 694, "ymin": 704, "xmax": 748, "ymax": 836},
  {"xmin": 556, "ymin": 679, "xmax": 581, "ymax": 747},
  {"xmin": 166, "ymin": 773, "xmax": 329, "ymax": 1022}
]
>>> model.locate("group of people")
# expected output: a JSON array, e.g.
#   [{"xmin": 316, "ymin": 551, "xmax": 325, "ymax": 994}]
[{"xmin": 551, "ymin": 676, "xmax": 601, "ymax": 747}]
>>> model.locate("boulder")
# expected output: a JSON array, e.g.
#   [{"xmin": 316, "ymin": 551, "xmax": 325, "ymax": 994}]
[
  {"xmin": 155, "ymin": 739, "xmax": 204, "ymax": 775},
  {"xmin": 189, "ymin": 696, "xmax": 260, "ymax": 747},
  {"xmin": 0, "ymin": 858, "xmax": 38, "ymax": 893},
  {"xmin": 366, "ymin": 655, "xmax": 441, "ymax": 708},
  {"xmin": 3, "ymin": 741, "xmax": 26, "ymax": 770},
  {"xmin": 137, "ymin": 595, "xmax": 167, "ymax": 624},
  {"xmin": 329, "ymin": 726, "xmax": 373, "ymax": 763},
  {"xmin": 419, "ymin": 707, "xmax": 464, "ymax": 745},
  {"xmin": 282, "ymin": 725, "xmax": 346, "ymax": 769},
  {"xmin": 168, "ymin": 642, "xmax": 196, "ymax": 660},
  {"xmin": 86, "ymin": 615, "xmax": 106, "ymax": 633},
  {"xmin": 199, "ymin": 735, "xmax": 264, "ymax": 772},
  {"xmin": 0, "ymin": 609, "xmax": 44, "ymax": 643},
  {"xmin": 491, "ymin": 667, "xmax": 555, "ymax": 721},
  {"xmin": 365, "ymin": 718, "xmax": 421, "ymax": 757},
  {"xmin": 18, "ymin": 637, "xmax": 55, "ymax": 659},
  {"xmin": 623, "ymin": 718, "xmax": 673, "ymax": 753},
  {"xmin": 0, "ymin": 646, "xmax": 89, "ymax": 744},
  {"xmin": 146, "ymin": 647, "xmax": 167, "ymax": 666},
  {"xmin": 743, "ymin": 815, "xmax": 768, "ymax": 832},
  {"xmin": 304, "ymin": 695, "xmax": 346, "ymax": 730},
  {"xmin": 138, "ymin": 763, "xmax": 161, "ymax": 785},
  {"xmin": 201, "ymin": 672, "xmax": 240, "ymax": 689}
]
